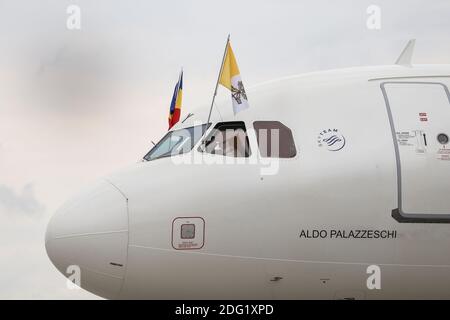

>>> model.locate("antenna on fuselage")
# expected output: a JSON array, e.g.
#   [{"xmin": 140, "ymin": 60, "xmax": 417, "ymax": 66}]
[
  {"xmin": 181, "ymin": 112, "xmax": 194, "ymax": 123},
  {"xmin": 395, "ymin": 39, "xmax": 415, "ymax": 67}
]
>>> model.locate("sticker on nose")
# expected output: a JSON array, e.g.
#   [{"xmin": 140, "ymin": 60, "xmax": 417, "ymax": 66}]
[{"xmin": 172, "ymin": 217, "xmax": 205, "ymax": 250}]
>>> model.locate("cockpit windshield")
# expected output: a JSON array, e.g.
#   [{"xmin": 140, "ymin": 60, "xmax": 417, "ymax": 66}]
[{"xmin": 143, "ymin": 124, "xmax": 209, "ymax": 161}]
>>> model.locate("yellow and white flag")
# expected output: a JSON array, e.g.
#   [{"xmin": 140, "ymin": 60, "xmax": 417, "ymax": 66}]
[{"xmin": 219, "ymin": 42, "xmax": 249, "ymax": 115}]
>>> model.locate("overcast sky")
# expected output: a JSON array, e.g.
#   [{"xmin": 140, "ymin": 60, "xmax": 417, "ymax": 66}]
[{"xmin": 0, "ymin": 0, "xmax": 449, "ymax": 299}]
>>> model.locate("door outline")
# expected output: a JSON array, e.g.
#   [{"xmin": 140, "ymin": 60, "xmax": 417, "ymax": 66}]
[{"xmin": 380, "ymin": 81, "xmax": 450, "ymax": 223}]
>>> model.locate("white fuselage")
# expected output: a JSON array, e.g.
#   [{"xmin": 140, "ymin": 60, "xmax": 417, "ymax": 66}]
[{"xmin": 45, "ymin": 64, "xmax": 450, "ymax": 299}]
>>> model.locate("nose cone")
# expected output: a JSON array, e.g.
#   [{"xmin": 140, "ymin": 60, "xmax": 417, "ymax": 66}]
[{"xmin": 45, "ymin": 179, "xmax": 128, "ymax": 299}]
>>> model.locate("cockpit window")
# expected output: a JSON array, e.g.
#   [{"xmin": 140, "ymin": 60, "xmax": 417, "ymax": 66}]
[
  {"xmin": 253, "ymin": 121, "xmax": 297, "ymax": 158},
  {"xmin": 198, "ymin": 121, "xmax": 251, "ymax": 157},
  {"xmin": 143, "ymin": 124, "xmax": 209, "ymax": 161}
]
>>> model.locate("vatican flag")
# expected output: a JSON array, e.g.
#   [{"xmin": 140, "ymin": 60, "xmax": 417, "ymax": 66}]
[{"xmin": 219, "ymin": 42, "xmax": 249, "ymax": 115}]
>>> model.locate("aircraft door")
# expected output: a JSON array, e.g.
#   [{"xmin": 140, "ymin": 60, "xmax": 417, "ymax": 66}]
[{"xmin": 382, "ymin": 82, "xmax": 450, "ymax": 222}]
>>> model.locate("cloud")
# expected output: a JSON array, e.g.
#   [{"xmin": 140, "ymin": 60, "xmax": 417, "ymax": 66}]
[{"xmin": 0, "ymin": 184, "xmax": 45, "ymax": 217}]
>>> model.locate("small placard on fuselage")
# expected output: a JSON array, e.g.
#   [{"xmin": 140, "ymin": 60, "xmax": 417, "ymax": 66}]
[{"xmin": 172, "ymin": 217, "xmax": 205, "ymax": 250}]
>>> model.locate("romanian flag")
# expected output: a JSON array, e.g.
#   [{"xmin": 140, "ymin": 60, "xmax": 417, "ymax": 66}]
[
  {"xmin": 168, "ymin": 70, "xmax": 183, "ymax": 130},
  {"xmin": 219, "ymin": 42, "xmax": 249, "ymax": 114}
]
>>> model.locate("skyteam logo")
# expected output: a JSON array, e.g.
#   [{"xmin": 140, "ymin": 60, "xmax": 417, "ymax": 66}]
[{"xmin": 317, "ymin": 128, "xmax": 346, "ymax": 151}]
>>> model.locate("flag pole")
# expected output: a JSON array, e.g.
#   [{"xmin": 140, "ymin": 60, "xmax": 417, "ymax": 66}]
[{"xmin": 206, "ymin": 34, "xmax": 230, "ymax": 127}]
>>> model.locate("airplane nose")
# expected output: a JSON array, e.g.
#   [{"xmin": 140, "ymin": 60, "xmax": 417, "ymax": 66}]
[{"xmin": 45, "ymin": 179, "xmax": 128, "ymax": 299}]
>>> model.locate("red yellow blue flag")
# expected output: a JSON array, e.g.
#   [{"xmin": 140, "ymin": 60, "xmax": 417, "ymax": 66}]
[{"xmin": 168, "ymin": 70, "xmax": 183, "ymax": 130}]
